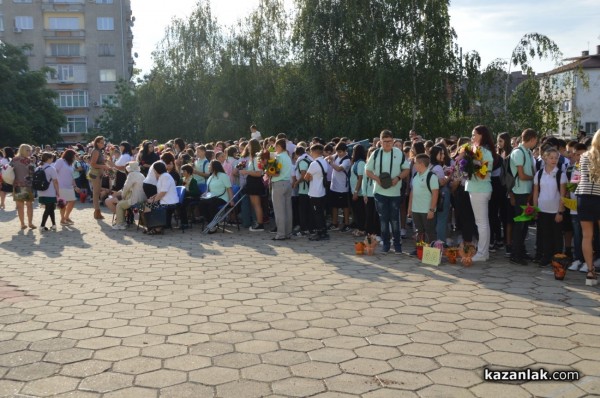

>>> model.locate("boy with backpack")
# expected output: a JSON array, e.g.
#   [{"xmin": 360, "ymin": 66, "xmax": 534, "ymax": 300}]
[
  {"xmin": 36, "ymin": 152, "xmax": 60, "ymax": 231},
  {"xmin": 532, "ymin": 147, "xmax": 567, "ymax": 267},
  {"xmin": 292, "ymin": 146, "xmax": 313, "ymax": 237},
  {"xmin": 408, "ymin": 154, "xmax": 439, "ymax": 246},
  {"xmin": 304, "ymin": 144, "xmax": 329, "ymax": 241},
  {"xmin": 327, "ymin": 142, "xmax": 352, "ymax": 232}
]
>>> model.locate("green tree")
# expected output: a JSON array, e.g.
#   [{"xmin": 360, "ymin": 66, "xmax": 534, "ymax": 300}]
[
  {"xmin": 0, "ymin": 42, "xmax": 65, "ymax": 146},
  {"xmin": 96, "ymin": 79, "xmax": 142, "ymax": 143}
]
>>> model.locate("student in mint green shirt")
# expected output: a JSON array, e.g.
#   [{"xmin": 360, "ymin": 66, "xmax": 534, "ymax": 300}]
[
  {"xmin": 201, "ymin": 160, "xmax": 233, "ymax": 233},
  {"xmin": 271, "ymin": 139, "xmax": 293, "ymax": 240},
  {"xmin": 408, "ymin": 154, "xmax": 439, "ymax": 243},
  {"xmin": 350, "ymin": 144, "xmax": 367, "ymax": 236}
]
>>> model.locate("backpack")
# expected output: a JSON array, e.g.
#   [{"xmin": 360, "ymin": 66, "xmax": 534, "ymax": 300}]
[
  {"xmin": 502, "ymin": 146, "xmax": 526, "ymax": 190},
  {"xmin": 295, "ymin": 157, "xmax": 312, "ymax": 190},
  {"xmin": 334, "ymin": 155, "xmax": 351, "ymax": 192},
  {"xmin": 536, "ymin": 169, "xmax": 562, "ymax": 194},
  {"xmin": 32, "ymin": 166, "xmax": 51, "ymax": 191},
  {"xmin": 425, "ymin": 171, "xmax": 444, "ymax": 212},
  {"xmin": 314, "ymin": 159, "xmax": 328, "ymax": 189}
]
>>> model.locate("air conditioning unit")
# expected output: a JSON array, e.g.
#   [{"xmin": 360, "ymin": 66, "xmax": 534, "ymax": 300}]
[
  {"xmin": 14, "ymin": 27, "xmax": 22, "ymax": 33},
  {"xmin": 93, "ymin": 101, "xmax": 100, "ymax": 107}
]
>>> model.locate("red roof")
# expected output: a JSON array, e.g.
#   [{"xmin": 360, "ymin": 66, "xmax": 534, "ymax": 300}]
[{"xmin": 542, "ymin": 55, "xmax": 600, "ymax": 76}]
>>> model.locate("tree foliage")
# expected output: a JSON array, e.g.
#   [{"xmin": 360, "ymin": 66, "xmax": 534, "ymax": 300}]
[{"xmin": 0, "ymin": 42, "xmax": 65, "ymax": 146}]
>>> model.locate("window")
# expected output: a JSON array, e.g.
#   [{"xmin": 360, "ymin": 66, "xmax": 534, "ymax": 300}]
[
  {"xmin": 100, "ymin": 94, "xmax": 117, "ymax": 106},
  {"xmin": 98, "ymin": 43, "xmax": 115, "ymax": 57},
  {"xmin": 48, "ymin": 65, "xmax": 74, "ymax": 81},
  {"xmin": 56, "ymin": 91, "xmax": 88, "ymax": 108},
  {"xmin": 96, "ymin": 17, "xmax": 114, "ymax": 30},
  {"xmin": 61, "ymin": 116, "xmax": 88, "ymax": 134},
  {"xmin": 586, "ymin": 122, "xmax": 598, "ymax": 135},
  {"xmin": 96, "ymin": 0, "xmax": 113, "ymax": 3},
  {"xmin": 99, "ymin": 69, "xmax": 116, "ymax": 82},
  {"xmin": 562, "ymin": 100, "xmax": 572, "ymax": 113},
  {"xmin": 13, "ymin": 0, "xmax": 33, "ymax": 3},
  {"xmin": 54, "ymin": 0, "xmax": 84, "ymax": 3},
  {"xmin": 15, "ymin": 16, "xmax": 33, "ymax": 30},
  {"xmin": 48, "ymin": 17, "xmax": 80, "ymax": 30},
  {"xmin": 50, "ymin": 43, "xmax": 80, "ymax": 57}
]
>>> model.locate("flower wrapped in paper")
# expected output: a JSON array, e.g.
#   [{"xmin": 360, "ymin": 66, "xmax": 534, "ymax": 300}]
[
  {"xmin": 513, "ymin": 204, "xmax": 540, "ymax": 222},
  {"xmin": 458, "ymin": 144, "xmax": 489, "ymax": 180}
]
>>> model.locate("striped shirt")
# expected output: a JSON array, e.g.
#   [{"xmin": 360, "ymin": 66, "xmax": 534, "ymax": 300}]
[{"xmin": 575, "ymin": 154, "xmax": 600, "ymax": 196}]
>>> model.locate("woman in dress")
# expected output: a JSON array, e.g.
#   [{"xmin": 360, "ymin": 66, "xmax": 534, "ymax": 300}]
[
  {"xmin": 12, "ymin": 144, "xmax": 36, "ymax": 229},
  {"xmin": 0, "ymin": 147, "xmax": 15, "ymax": 210},
  {"xmin": 54, "ymin": 149, "xmax": 80, "ymax": 225},
  {"xmin": 89, "ymin": 136, "xmax": 112, "ymax": 220},
  {"xmin": 240, "ymin": 139, "xmax": 265, "ymax": 231}
]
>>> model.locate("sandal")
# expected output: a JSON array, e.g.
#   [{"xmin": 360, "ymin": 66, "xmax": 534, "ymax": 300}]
[
  {"xmin": 147, "ymin": 228, "xmax": 163, "ymax": 235},
  {"xmin": 28, "ymin": 225, "xmax": 37, "ymax": 230},
  {"xmin": 21, "ymin": 225, "xmax": 27, "ymax": 230},
  {"xmin": 586, "ymin": 269, "xmax": 598, "ymax": 286}
]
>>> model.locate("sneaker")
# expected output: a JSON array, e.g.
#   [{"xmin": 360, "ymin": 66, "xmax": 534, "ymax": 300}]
[
  {"xmin": 50, "ymin": 225, "xmax": 57, "ymax": 231},
  {"xmin": 111, "ymin": 223, "xmax": 126, "ymax": 230},
  {"xmin": 400, "ymin": 229, "xmax": 407, "ymax": 238},
  {"xmin": 293, "ymin": 231, "xmax": 308, "ymax": 237},
  {"xmin": 510, "ymin": 257, "xmax": 528, "ymax": 266},
  {"xmin": 41, "ymin": 226, "xmax": 49, "ymax": 232},
  {"xmin": 382, "ymin": 244, "xmax": 391, "ymax": 254},
  {"xmin": 495, "ymin": 241, "xmax": 504, "ymax": 249},
  {"xmin": 488, "ymin": 244, "xmax": 496, "ymax": 253},
  {"xmin": 472, "ymin": 253, "xmax": 488, "ymax": 262},
  {"xmin": 568, "ymin": 260, "xmax": 582, "ymax": 271},
  {"xmin": 250, "ymin": 224, "xmax": 265, "ymax": 232},
  {"xmin": 309, "ymin": 233, "xmax": 329, "ymax": 241},
  {"xmin": 394, "ymin": 246, "xmax": 403, "ymax": 255},
  {"xmin": 270, "ymin": 227, "xmax": 277, "ymax": 234},
  {"xmin": 580, "ymin": 263, "xmax": 590, "ymax": 273},
  {"xmin": 505, "ymin": 245, "xmax": 512, "ymax": 257},
  {"xmin": 340, "ymin": 225, "xmax": 352, "ymax": 233},
  {"xmin": 328, "ymin": 224, "xmax": 339, "ymax": 231}
]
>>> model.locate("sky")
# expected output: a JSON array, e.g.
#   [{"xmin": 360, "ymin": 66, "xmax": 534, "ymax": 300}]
[{"xmin": 131, "ymin": 0, "xmax": 600, "ymax": 76}]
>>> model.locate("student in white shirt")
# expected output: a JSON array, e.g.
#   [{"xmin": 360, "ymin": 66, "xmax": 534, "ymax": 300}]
[{"xmin": 304, "ymin": 144, "xmax": 329, "ymax": 241}]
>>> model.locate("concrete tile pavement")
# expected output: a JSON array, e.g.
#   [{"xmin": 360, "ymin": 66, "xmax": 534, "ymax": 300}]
[{"xmin": 0, "ymin": 204, "xmax": 598, "ymax": 397}]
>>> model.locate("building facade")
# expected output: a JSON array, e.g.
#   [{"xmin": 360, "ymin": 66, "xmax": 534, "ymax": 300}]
[
  {"xmin": 542, "ymin": 46, "xmax": 600, "ymax": 138},
  {"xmin": 0, "ymin": 0, "xmax": 133, "ymax": 142}
]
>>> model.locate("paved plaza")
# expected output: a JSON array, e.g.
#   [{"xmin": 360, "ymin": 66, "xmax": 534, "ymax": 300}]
[{"xmin": 0, "ymin": 204, "xmax": 599, "ymax": 398}]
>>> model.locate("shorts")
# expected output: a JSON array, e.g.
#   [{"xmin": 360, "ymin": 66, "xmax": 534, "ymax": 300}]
[
  {"xmin": 13, "ymin": 186, "xmax": 34, "ymax": 202},
  {"xmin": 59, "ymin": 187, "xmax": 77, "ymax": 202},
  {"xmin": 328, "ymin": 191, "xmax": 349, "ymax": 208},
  {"xmin": 39, "ymin": 196, "xmax": 57, "ymax": 205},
  {"xmin": 577, "ymin": 195, "xmax": 600, "ymax": 222},
  {"xmin": 1, "ymin": 183, "xmax": 12, "ymax": 193}
]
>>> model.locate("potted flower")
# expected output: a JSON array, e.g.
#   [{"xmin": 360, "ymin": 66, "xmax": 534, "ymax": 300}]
[
  {"xmin": 364, "ymin": 234, "xmax": 378, "ymax": 255},
  {"xmin": 415, "ymin": 240, "xmax": 429, "ymax": 260},
  {"xmin": 551, "ymin": 253, "xmax": 570, "ymax": 280},
  {"xmin": 445, "ymin": 247, "xmax": 459, "ymax": 264},
  {"xmin": 354, "ymin": 241, "xmax": 366, "ymax": 255},
  {"xmin": 459, "ymin": 243, "xmax": 477, "ymax": 267}
]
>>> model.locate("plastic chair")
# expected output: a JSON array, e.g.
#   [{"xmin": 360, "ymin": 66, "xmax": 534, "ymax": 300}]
[{"xmin": 175, "ymin": 186, "xmax": 187, "ymax": 232}]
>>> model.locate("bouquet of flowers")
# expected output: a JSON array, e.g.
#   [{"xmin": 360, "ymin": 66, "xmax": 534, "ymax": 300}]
[
  {"xmin": 257, "ymin": 150, "xmax": 281, "ymax": 177},
  {"xmin": 235, "ymin": 160, "xmax": 247, "ymax": 170},
  {"xmin": 513, "ymin": 204, "xmax": 540, "ymax": 222},
  {"xmin": 57, "ymin": 198, "xmax": 66, "ymax": 209},
  {"xmin": 458, "ymin": 144, "xmax": 488, "ymax": 180}
]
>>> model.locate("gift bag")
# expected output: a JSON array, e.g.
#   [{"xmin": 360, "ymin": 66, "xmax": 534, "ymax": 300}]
[{"xmin": 422, "ymin": 246, "xmax": 442, "ymax": 266}]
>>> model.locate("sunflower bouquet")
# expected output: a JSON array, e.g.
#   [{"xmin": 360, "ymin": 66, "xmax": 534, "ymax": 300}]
[
  {"xmin": 458, "ymin": 144, "xmax": 489, "ymax": 180},
  {"xmin": 257, "ymin": 150, "xmax": 282, "ymax": 177}
]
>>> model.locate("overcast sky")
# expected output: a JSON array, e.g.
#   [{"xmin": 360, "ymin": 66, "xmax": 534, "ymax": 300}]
[{"xmin": 131, "ymin": 0, "xmax": 600, "ymax": 76}]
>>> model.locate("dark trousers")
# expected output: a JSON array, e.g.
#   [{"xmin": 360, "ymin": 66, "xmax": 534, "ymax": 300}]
[
  {"xmin": 351, "ymin": 196, "xmax": 366, "ymax": 232},
  {"xmin": 298, "ymin": 194, "xmax": 312, "ymax": 232},
  {"xmin": 199, "ymin": 197, "xmax": 227, "ymax": 225},
  {"xmin": 374, "ymin": 193, "xmax": 401, "ymax": 248},
  {"xmin": 365, "ymin": 197, "xmax": 380, "ymax": 235},
  {"xmin": 488, "ymin": 177, "xmax": 504, "ymax": 244},
  {"xmin": 455, "ymin": 187, "xmax": 476, "ymax": 242},
  {"xmin": 42, "ymin": 203, "xmax": 56, "ymax": 227},
  {"xmin": 511, "ymin": 193, "xmax": 530, "ymax": 259},
  {"xmin": 310, "ymin": 196, "xmax": 326, "ymax": 234},
  {"xmin": 537, "ymin": 212, "xmax": 563, "ymax": 264},
  {"xmin": 143, "ymin": 183, "xmax": 157, "ymax": 199}
]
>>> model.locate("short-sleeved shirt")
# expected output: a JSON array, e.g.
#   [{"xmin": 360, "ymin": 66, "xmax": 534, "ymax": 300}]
[
  {"xmin": 535, "ymin": 167, "xmax": 567, "ymax": 213},
  {"xmin": 330, "ymin": 155, "xmax": 351, "ymax": 193},
  {"xmin": 465, "ymin": 146, "xmax": 494, "ymax": 193},
  {"xmin": 38, "ymin": 165, "xmax": 58, "ymax": 198},
  {"xmin": 510, "ymin": 145, "xmax": 535, "ymax": 194},
  {"xmin": 295, "ymin": 154, "xmax": 313, "ymax": 195},
  {"xmin": 54, "ymin": 158, "xmax": 74, "ymax": 188},
  {"xmin": 307, "ymin": 157, "xmax": 327, "ymax": 198},
  {"xmin": 194, "ymin": 158, "xmax": 210, "ymax": 184},
  {"xmin": 365, "ymin": 147, "xmax": 410, "ymax": 197},
  {"xmin": 272, "ymin": 152, "xmax": 292, "ymax": 182},
  {"xmin": 411, "ymin": 168, "xmax": 439, "ymax": 214},
  {"xmin": 350, "ymin": 160, "xmax": 365, "ymax": 196},
  {"xmin": 143, "ymin": 161, "xmax": 165, "ymax": 186},
  {"xmin": 157, "ymin": 173, "xmax": 179, "ymax": 205},
  {"xmin": 207, "ymin": 172, "xmax": 232, "ymax": 202}
]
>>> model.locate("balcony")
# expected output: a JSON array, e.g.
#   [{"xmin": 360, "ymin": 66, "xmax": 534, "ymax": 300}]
[
  {"xmin": 42, "ymin": 1, "xmax": 84, "ymax": 13},
  {"xmin": 43, "ymin": 29, "xmax": 85, "ymax": 39},
  {"xmin": 45, "ymin": 56, "xmax": 86, "ymax": 64}
]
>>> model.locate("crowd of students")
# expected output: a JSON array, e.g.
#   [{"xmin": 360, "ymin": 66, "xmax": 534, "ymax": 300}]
[{"xmin": 1, "ymin": 125, "xmax": 598, "ymax": 286}]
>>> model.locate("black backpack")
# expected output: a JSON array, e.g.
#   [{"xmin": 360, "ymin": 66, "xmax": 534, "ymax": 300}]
[
  {"xmin": 295, "ymin": 157, "xmax": 312, "ymax": 190},
  {"xmin": 536, "ymin": 169, "xmax": 563, "ymax": 194},
  {"xmin": 501, "ymin": 147, "xmax": 527, "ymax": 190},
  {"xmin": 425, "ymin": 171, "xmax": 444, "ymax": 212},
  {"xmin": 32, "ymin": 166, "xmax": 51, "ymax": 191}
]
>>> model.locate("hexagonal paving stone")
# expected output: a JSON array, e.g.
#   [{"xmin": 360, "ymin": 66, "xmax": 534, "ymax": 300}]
[
  {"xmin": 427, "ymin": 368, "xmax": 481, "ymax": 388},
  {"xmin": 20, "ymin": 375, "xmax": 79, "ymax": 397},
  {"xmin": 309, "ymin": 347, "xmax": 356, "ymax": 363},
  {"xmin": 409, "ymin": 331, "xmax": 454, "ymax": 345},
  {"xmin": 159, "ymin": 382, "xmax": 214, "ymax": 398},
  {"xmin": 29, "ymin": 338, "xmax": 76, "ymax": 352},
  {"xmin": 44, "ymin": 348, "xmax": 93, "ymax": 364},
  {"xmin": 526, "ymin": 348, "xmax": 580, "ymax": 365},
  {"xmin": 242, "ymin": 364, "xmax": 291, "ymax": 382},
  {"xmin": 280, "ymin": 337, "xmax": 324, "ymax": 352},
  {"xmin": 164, "ymin": 354, "xmax": 212, "ymax": 371},
  {"xmin": 141, "ymin": 343, "xmax": 187, "ymax": 359},
  {"xmin": 400, "ymin": 343, "xmax": 447, "ymax": 358},
  {"xmin": 354, "ymin": 345, "xmax": 400, "ymax": 360},
  {"xmin": 272, "ymin": 377, "xmax": 326, "ymax": 397},
  {"xmin": 436, "ymin": 353, "xmax": 487, "ymax": 370},
  {"xmin": 418, "ymin": 385, "xmax": 476, "ymax": 398},
  {"xmin": 77, "ymin": 337, "xmax": 121, "ymax": 350},
  {"xmin": 189, "ymin": 366, "xmax": 239, "ymax": 385},
  {"xmin": 189, "ymin": 341, "xmax": 234, "ymax": 357},
  {"xmin": 378, "ymin": 370, "xmax": 433, "ymax": 391},
  {"xmin": 323, "ymin": 336, "xmax": 368, "ymax": 349},
  {"xmin": 291, "ymin": 361, "xmax": 342, "ymax": 379},
  {"xmin": 262, "ymin": 350, "xmax": 310, "ymax": 366},
  {"xmin": 79, "ymin": 372, "xmax": 134, "ymax": 393},
  {"xmin": 443, "ymin": 341, "xmax": 491, "ymax": 356},
  {"xmin": 60, "ymin": 359, "xmax": 112, "ymax": 378},
  {"xmin": 235, "ymin": 340, "xmax": 279, "ymax": 354},
  {"xmin": 388, "ymin": 355, "xmax": 439, "ymax": 373},
  {"xmin": 5, "ymin": 362, "xmax": 60, "ymax": 381},
  {"xmin": 325, "ymin": 373, "xmax": 381, "ymax": 394},
  {"xmin": 470, "ymin": 383, "xmax": 530, "ymax": 398},
  {"xmin": 217, "ymin": 380, "xmax": 271, "ymax": 398},
  {"xmin": 104, "ymin": 326, "xmax": 146, "ymax": 338},
  {"xmin": 214, "ymin": 352, "xmax": 261, "ymax": 369},
  {"xmin": 94, "ymin": 346, "xmax": 139, "ymax": 361},
  {"xmin": 135, "ymin": 369, "xmax": 187, "ymax": 388},
  {"xmin": 482, "ymin": 351, "xmax": 535, "ymax": 368},
  {"xmin": 112, "ymin": 356, "xmax": 162, "ymax": 374},
  {"xmin": 0, "ymin": 380, "xmax": 24, "ymax": 397},
  {"xmin": 340, "ymin": 358, "xmax": 392, "ymax": 376}
]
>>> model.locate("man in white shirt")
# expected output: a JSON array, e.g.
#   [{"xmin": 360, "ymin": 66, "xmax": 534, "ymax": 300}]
[
  {"xmin": 327, "ymin": 142, "xmax": 351, "ymax": 232},
  {"xmin": 250, "ymin": 125, "xmax": 262, "ymax": 141},
  {"xmin": 304, "ymin": 144, "xmax": 329, "ymax": 241}
]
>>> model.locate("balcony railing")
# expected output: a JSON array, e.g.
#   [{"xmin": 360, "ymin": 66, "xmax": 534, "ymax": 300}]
[{"xmin": 43, "ymin": 30, "xmax": 85, "ymax": 38}]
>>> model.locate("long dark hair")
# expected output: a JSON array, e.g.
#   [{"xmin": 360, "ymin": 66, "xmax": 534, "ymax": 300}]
[
  {"xmin": 3, "ymin": 147, "xmax": 14, "ymax": 159},
  {"xmin": 210, "ymin": 159, "xmax": 225, "ymax": 175},
  {"xmin": 93, "ymin": 136, "xmax": 104, "ymax": 150},
  {"xmin": 473, "ymin": 125, "xmax": 497, "ymax": 160},
  {"xmin": 351, "ymin": 144, "xmax": 366, "ymax": 164},
  {"xmin": 61, "ymin": 149, "xmax": 76, "ymax": 166},
  {"xmin": 429, "ymin": 145, "xmax": 445, "ymax": 167},
  {"xmin": 498, "ymin": 132, "xmax": 512, "ymax": 157},
  {"xmin": 120, "ymin": 141, "xmax": 132, "ymax": 156}
]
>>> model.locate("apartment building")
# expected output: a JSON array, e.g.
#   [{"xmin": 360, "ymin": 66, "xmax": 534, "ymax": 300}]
[{"xmin": 0, "ymin": 0, "xmax": 133, "ymax": 141}]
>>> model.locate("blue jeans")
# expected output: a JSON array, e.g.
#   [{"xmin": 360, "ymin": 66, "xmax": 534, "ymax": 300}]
[
  {"xmin": 436, "ymin": 186, "xmax": 451, "ymax": 242},
  {"xmin": 374, "ymin": 193, "xmax": 402, "ymax": 249}
]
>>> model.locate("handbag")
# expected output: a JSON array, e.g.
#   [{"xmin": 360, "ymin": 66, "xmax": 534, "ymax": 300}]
[
  {"xmin": 377, "ymin": 149, "xmax": 394, "ymax": 189},
  {"xmin": 141, "ymin": 206, "xmax": 168, "ymax": 229},
  {"xmin": 1, "ymin": 164, "xmax": 15, "ymax": 185}
]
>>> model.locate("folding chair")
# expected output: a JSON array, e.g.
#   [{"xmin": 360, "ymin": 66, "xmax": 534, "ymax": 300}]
[
  {"xmin": 174, "ymin": 186, "xmax": 186, "ymax": 232},
  {"xmin": 202, "ymin": 186, "xmax": 246, "ymax": 234}
]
